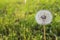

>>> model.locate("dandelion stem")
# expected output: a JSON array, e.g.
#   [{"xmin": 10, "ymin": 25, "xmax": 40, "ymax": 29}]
[
  {"xmin": 43, "ymin": 25, "xmax": 46, "ymax": 40},
  {"xmin": 56, "ymin": 36, "xmax": 58, "ymax": 40}
]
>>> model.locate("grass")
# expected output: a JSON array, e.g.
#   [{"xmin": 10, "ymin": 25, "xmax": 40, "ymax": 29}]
[{"xmin": 0, "ymin": 0, "xmax": 60, "ymax": 40}]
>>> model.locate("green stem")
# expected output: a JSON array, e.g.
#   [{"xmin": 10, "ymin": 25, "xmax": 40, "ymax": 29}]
[{"xmin": 56, "ymin": 36, "xmax": 58, "ymax": 40}]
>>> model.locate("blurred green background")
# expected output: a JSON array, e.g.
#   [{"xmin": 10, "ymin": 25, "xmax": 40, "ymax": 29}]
[{"xmin": 0, "ymin": 0, "xmax": 60, "ymax": 40}]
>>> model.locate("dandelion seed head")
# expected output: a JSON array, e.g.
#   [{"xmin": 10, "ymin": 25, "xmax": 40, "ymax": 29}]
[{"xmin": 35, "ymin": 10, "xmax": 53, "ymax": 25}]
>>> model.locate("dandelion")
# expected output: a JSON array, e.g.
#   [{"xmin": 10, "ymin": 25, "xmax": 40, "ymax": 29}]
[
  {"xmin": 35, "ymin": 10, "xmax": 53, "ymax": 25},
  {"xmin": 35, "ymin": 10, "xmax": 53, "ymax": 40}
]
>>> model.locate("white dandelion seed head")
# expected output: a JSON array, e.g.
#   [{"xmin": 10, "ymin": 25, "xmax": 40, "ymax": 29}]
[{"xmin": 35, "ymin": 10, "xmax": 53, "ymax": 25}]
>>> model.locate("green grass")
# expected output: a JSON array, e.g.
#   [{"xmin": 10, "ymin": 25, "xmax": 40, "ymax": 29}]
[{"xmin": 0, "ymin": 0, "xmax": 60, "ymax": 40}]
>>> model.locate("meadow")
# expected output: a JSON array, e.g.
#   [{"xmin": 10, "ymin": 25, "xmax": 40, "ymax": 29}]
[{"xmin": 0, "ymin": 0, "xmax": 60, "ymax": 40}]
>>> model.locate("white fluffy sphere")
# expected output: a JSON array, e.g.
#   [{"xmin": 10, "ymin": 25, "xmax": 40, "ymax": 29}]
[{"xmin": 35, "ymin": 10, "xmax": 53, "ymax": 25}]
